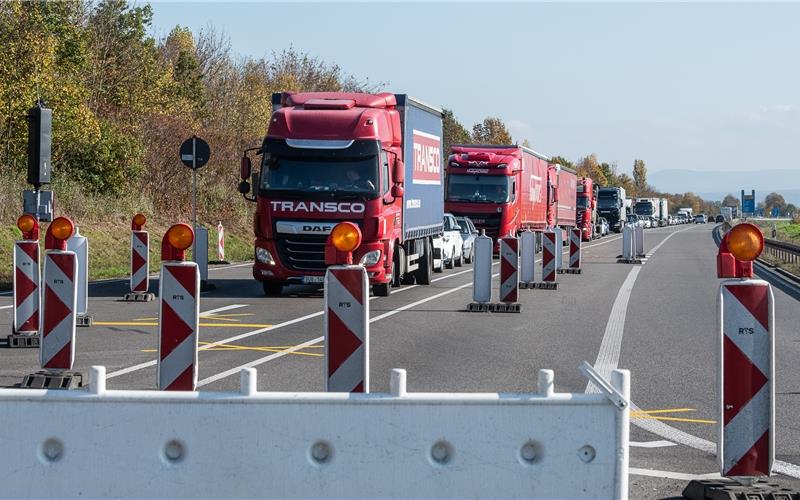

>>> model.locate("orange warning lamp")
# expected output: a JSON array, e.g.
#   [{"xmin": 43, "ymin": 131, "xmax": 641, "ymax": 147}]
[
  {"xmin": 718, "ymin": 223, "xmax": 763, "ymax": 278},
  {"xmin": 132, "ymin": 213, "xmax": 147, "ymax": 231},
  {"xmin": 44, "ymin": 217, "xmax": 75, "ymax": 251},
  {"xmin": 16, "ymin": 214, "xmax": 39, "ymax": 240},
  {"xmin": 325, "ymin": 222, "xmax": 362, "ymax": 265},
  {"xmin": 162, "ymin": 223, "xmax": 194, "ymax": 261}
]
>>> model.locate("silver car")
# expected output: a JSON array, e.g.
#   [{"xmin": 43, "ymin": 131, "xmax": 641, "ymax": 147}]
[{"xmin": 456, "ymin": 216, "xmax": 478, "ymax": 263}]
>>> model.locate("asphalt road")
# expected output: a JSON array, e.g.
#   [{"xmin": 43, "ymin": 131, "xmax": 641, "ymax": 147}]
[{"xmin": 2, "ymin": 223, "xmax": 799, "ymax": 498}]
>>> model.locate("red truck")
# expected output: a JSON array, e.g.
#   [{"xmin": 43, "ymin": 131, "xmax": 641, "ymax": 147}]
[
  {"xmin": 444, "ymin": 145, "xmax": 549, "ymax": 242},
  {"xmin": 444, "ymin": 145, "xmax": 577, "ymax": 247},
  {"xmin": 238, "ymin": 92, "xmax": 444, "ymax": 297},
  {"xmin": 576, "ymin": 177, "xmax": 598, "ymax": 241}
]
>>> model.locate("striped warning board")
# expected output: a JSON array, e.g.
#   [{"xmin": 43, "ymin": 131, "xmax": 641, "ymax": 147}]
[
  {"xmin": 569, "ymin": 228, "xmax": 582, "ymax": 270},
  {"xmin": 13, "ymin": 241, "xmax": 39, "ymax": 334},
  {"xmin": 217, "ymin": 222, "xmax": 225, "ymax": 261},
  {"xmin": 542, "ymin": 231, "xmax": 557, "ymax": 282},
  {"xmin": 40, "ymin": 251, "xmax": 77, "ymax": 369},
  {"xmin": 324, "ymin": 266, "xmax": 369, "ymax": 393},
  {"xmin": 157, "ymin": 262, "xmax": 200, "ymax": 391},
  {"xmin": 131, "ymin": 231, "xmax": 149, "ymax": 293},
  {"xmin": 499, "ymin": 236, "xmax": 518, "ymax": 303},
  {"xmin": 719, "ymin": 279, "xmax": 774, "ymax": 477}
]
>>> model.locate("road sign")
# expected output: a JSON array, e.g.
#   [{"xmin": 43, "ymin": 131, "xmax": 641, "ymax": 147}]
[
  {"xmin": 741, "ymin": 189, "xmax": 756, "ymax": 216},
  {"xmin": 179, "ymin": 136, "xmax": 210, "ymax": 170}
]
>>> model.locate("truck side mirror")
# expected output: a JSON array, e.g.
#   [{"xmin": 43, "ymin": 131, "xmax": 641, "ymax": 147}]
[
  {"xmin": 238, "ymin": 180, "xmax": 251, "ymax": 194},
  {"xmin": 393, "ymin": 159, "xmax": 405, "ymax": 184},
  {"xmin": 391, "ymin": 184, "xmax": 404, "ymax": 197},
  {"xmin": 240, "ymin": 155, "xmax": 252, "ymax": 181}
]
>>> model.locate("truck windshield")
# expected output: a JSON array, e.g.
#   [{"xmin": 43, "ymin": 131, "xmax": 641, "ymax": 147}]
[
  {"xmin": 597, "ymin": 193, "xmax": 618, "ymax": 209},
  {"xmin": 634, "ymin": 203, "xmax": 654, "ymax": 216},
  {"xmin": 446, "ymin": 175, "xmax": 511, "ymax": 203},
  {"xmin": 261, "ymin": 156, "xmax": 379, "ymax": 197},
  {"xmin": 577, "ymin": 197, "xmax": 591, "ymax": 209}
]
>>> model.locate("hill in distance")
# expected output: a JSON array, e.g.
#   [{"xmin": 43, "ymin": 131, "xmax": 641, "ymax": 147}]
[{"xmin": 648, "ymin": 169, "xmax": 800, "ymax": 205}]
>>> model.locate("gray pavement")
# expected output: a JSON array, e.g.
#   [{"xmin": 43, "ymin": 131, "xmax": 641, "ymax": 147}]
[{"xmin": 1, "ymin": 223, "xmax": 799, "ymax": 498}]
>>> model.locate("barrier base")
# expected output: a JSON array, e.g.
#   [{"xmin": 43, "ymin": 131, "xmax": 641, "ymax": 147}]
[
  {"xmin": 682, "ymin": 479, "xmax": 799, "ymax": 500},
  {"xmin": 492, "ymin": 302, "xmax": 521, "ymax": 313},
  {"xmin": 6, "ymin": 333, "xmax": 39, "ymax": 348},
  {"xmin": 466, "ymin": 302, "xmax": 492, "ymax": 312},
  {"xmin": 521, "ymin": 282, "xmax": 559, "ymax": 290},
  {"xmin": 616, "ymin": 258, "xmax": 644, "ymax": 265},
  {"xmin": 123, "ymin": 292, "xmax": 155, "ymax": 302},
  {"xmin": 76, "ymin": 315, "xmax": 93, "ymax": 327},
  {"xmin": 210, "ymin": 260, "xmax": 230, "ymax": 265},
  {"xmin": 21, "ymin": 370, "xmax": 83, "ymax": 390},
  {"xmin": 564, "ymin": 268, "xmax": 582, "ymax": 274}
]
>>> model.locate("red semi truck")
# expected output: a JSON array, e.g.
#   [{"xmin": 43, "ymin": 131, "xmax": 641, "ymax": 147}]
[
  {"xmin": 576, "ymin": 177, "xmax": 598, "ymax": 241},
  {"xmin": 444, "ymin": 145, "xmax": 549, "ymax": 241},
  {"xmin": 545, "ymin": 163, "xmax": 578, "ymax": 233},
  {"xmin": 238, "ymin": 92, "xmax": 444, "ymax": 297}
]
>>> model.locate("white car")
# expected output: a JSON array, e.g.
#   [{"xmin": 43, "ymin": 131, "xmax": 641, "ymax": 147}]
[{"xmin": 442, "ymin": 213, "xmax": 464, "ymax": 269}]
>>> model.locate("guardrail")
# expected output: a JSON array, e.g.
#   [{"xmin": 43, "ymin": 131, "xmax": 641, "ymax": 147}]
[
  {"xmin": 0, "ymin": 365, "xmax": 630, "ymax": 499},
  {"xmin": 764, "ymin": 237, "xmax": 800, "ymax": 265}
]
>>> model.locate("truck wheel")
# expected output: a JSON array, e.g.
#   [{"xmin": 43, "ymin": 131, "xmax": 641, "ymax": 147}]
[
  {"xmin": 415, "ymin": 238, "xmax": 433, "ymax": 285},
  {"xmin": 373, "ymin": 281, "xmax": 390, "ymax": 297},
  {"xmin": 392, "ymin": 244, "xmax": 404, "ymax": 287},
  {"xmin": 262, "ymin": 282, "xmax": 283, "ymax": 297}
]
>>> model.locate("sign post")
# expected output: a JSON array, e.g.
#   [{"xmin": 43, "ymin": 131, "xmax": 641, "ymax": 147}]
[{"xmin": 180, "ymin": 137, "xmax": 211, "ymax": 289}]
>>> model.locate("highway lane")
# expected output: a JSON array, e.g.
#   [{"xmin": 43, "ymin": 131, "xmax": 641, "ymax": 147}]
[{"xmin": 1, "ymin": 223, "xmax": 799, "ymax": 498}]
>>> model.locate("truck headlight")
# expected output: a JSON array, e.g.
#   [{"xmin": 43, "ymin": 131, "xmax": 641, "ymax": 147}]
[
  {"xmin": 256, "ymin": 247, "xmax": 275, "ymax": 265},
  {"xmin": 358, "ymin": 250, "xmax": 382, "ymax": 266}
]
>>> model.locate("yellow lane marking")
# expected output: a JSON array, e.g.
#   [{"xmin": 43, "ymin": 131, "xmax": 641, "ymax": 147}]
[
  {"xmin": 632, "ymin": 408, "xmax": 696, "ymax": 415},
  {"xmin": 94, "ymin": 322, "xmax": 273, "ymax": 328},
  {"xmin": 633, "ymin": 415, "xmax": 717, "ymax": 425},
  {"xmin": 141, "ymin": 342, "xmax": 322, "ymax": 356},
  {"xmin": 133, "ymin": 313, "xmax": 255, "ymax": 322}
]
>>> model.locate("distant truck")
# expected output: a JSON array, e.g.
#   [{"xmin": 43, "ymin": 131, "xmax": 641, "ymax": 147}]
[
  {"xmin": 238, "ymin": 91, "xmax": 444, "ymax": 297},
  {"xmin": 546, "ymin": 164, "xmax": 578, "ymax": 234},
  {"xmin": 634, "ymin": 197, "xmax": 662, "ymax": 224},
  {"xmin": 597, "ymin": 187, "xmax": 627, "ymax": 232},
  {"xmin": 576, "ymin": 177, "xmax": 597, "ymax": 240},
  {"xmin": 721, "ymin": 206, "xmax": 733, "ymax": 221},
  {"xmin": 444, "ymin": 145, "xmax": 549, "ymax": 243},
  {"xmin": 678, "ymin": 207, "xmax": 694, "ymax": 220},
  {"xmin": 658, "ymin": 198, "xmax": 669, "ymax": 226}
]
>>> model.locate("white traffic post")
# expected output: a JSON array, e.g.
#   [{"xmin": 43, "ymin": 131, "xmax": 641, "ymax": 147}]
[
  {"xmin": 519, "ymin": 229, "xmax": 536, "ymax": 285},
  {"xmin": 127, "ymin": 213, "xmax": 153, "ymax": 301},
  {"xmin": 567, "ymin": 227, "xmax": 582, "ymax": 274},
  {"xmin": 12, "ymin": 240, "xmax": 39, "ymax": 337},
  {"xmin": 497, "ymin": 235, "xmax": 520, "ymax": 312},
  {"xmin": 157, "ymin": 224, "xmax": 200, "ymax": 391},
  {"xmin": 216, "ymin": 221, "xmax": 227, "ymax": 262},
  {"xmin": 194, "ymin": 225, "xmax": 212, "ymax": 291},
  {"xmin": 324, "ymin": 265, "xmax": 369, "ymax": 392},
  {"xmin": 718, "ymin": 279, "xmax": 774, "ymax": 477},
  {"xmin": 635, "ymin": 225, "xmax": 644, "ymax": 257},
  {"xmin": 66, "ymin": 227, "xmax": 91, "ymax": 326},
  {"xmin": 553, "ymin": 226, "xmax": 564, "ymax": 271},
  {"xmin": 620, "ymin": 224, "xmax": 635, "ymax": 262},
  {"xmin": 468, "ymin": 230, "xmax": 493, "ymax": 311}
]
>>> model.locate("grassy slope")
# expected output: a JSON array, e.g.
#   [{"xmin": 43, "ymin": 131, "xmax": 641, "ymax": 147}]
[
  {"xmin": 749, "ymin": 219, "xmax": 800, "ymax": 275},
  {"xmin": 1, "ymin": 222, "xmax": 253, "ymax": 290}
]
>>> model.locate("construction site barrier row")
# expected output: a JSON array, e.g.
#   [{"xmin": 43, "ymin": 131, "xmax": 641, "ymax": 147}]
[{"xmin": 0, "ymin": 365, "xmax": 630, "ymax": 499}]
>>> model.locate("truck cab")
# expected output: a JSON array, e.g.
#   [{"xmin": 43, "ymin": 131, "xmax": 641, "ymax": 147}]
[{"xmin": 576, "ymin": 177, "xmax": 597, "ymax": 241}]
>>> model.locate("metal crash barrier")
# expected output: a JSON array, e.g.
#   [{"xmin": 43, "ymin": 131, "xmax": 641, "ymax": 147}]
[{"xmin": 0, "ymin": 365, "xmax": 630, "ymax": 499}]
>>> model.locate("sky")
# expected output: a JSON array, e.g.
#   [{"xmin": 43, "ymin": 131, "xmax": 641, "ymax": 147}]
[{"xmin": 145, "ymin": 2, "xmax": 800, "ymax": 177}]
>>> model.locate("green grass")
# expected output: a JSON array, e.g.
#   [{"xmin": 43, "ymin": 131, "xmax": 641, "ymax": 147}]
[
  {"xmin": 750, "ymin": 220, "xmax": 800, "ymax": 245},
  {"xmin": 1, "ymin": 222, "xmax": 253, "ymax": 290}
]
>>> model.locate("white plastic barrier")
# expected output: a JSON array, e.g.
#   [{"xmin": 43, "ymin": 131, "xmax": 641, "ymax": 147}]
[
  {"xmin": 621, "ymin": 224, "xmax": 635, "ymax": 261},
  {"xmin": 0, "ymin": 365, "xmax": 630, "ymax": 499},
  {"xmin": 66, "ymin": 227, "xmax": 89, "ymax": 318},
  {"xmin": 520, "ymin": 230, "xmax": 536, "ymax": 283}
]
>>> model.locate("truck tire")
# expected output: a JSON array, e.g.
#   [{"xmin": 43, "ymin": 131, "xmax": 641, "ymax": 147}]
[
  {"xmin": 392, "ymin": 244, "xmax": 404, "ymax": 287},
  {"xmin": 415, "ymin": 238, "xmax": 433, "ymax": 285},
  {"xmin": 373, "ymin": 280, "xmax": 390, "ymax": 297},
  {"xmin": 262, "ymin": 282, "xmax": 283, "ymax": 297}
]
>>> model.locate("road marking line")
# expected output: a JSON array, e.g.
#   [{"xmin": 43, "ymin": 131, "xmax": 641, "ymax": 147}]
[
  {"xmin": 629, "ymin": 467, "xmax": 721, "ymax": 481},
  {"xmin": 630, "ymin": 440, "xmax": 676, "ymax": 448},
  {"xmin": 96, "ymin": 321, "xmax": 273, "ymax": 328},
  {"xmin": 633, "ymin": 415, "xmax": 716, "ymax": 425},
  {"xmin": 0, "ymin": 305, "xmax": 12, "ymax": 310},
  {"xmin": 143, "ymin": 342, "xmax": 322, "ymax": 356},
  {"xmin": 108, "ymin": 234, "xmax": 625, "ymax": 381}
]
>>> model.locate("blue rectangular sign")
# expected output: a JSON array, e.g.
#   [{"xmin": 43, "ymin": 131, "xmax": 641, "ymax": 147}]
[{"xmin": 742, "ymin": 197, "xmax": 755, "ymax": 214}]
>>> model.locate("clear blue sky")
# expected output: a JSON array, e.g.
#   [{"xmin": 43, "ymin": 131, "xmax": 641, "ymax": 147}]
[{"xmin": 146, "ymin": 2, "xmax": 800, "ymax": 176}]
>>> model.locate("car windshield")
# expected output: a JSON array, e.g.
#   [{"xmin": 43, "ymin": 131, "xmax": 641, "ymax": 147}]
[
  {"xmin": 261, "ymin": 156, "xmax": 379, "ymax": 196},
  {"xmin": 634, "ymin": 203, "xmax": 654, "ymax": 216},
  {"xmin": 577, "ymin": 197, "xmax": 590, "ymax": 209},
  {"xmin": 446, "ymin": 174, "xmax": 511, "ymax": 203},
  {"xmin": 444, "ymin": 217, "xmax": 459, "ymax": 231},
  {"xmin": 597, "ymin": 192, "xmax": 618, "ymax": 208},
  {"xmin": 456, "ymin": 219, "xmax": 471, "ymax": 233}
]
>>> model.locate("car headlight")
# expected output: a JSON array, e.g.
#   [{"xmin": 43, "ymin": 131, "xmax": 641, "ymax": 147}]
[
  {"xmin": 256, "ymin": 247, "xmax": 275, "ymax": 265},
  {"xmin": 358, "ymin": 250, "xmax": 382, "ymax": 266}
]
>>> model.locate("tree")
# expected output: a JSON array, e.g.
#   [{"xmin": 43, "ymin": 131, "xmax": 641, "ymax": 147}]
[
  {"xmin": 617, "ymin": 173, "xmax": 636, "ymax": 196},
  {"xmin": 471, "ymin": 116, "xmax": 513, "ymax": 144},
  {"xmin": 441, "ymin": 108, "xmax": 471, "ymax": 158},
  {"xmin": 763, "ymin": 192, "xmax": 786, "ymax": 216},
  {"xmin": 722, "ymin": 193, "xmax": 740, "ymax": 207},
  {"xmin": 549, "ymin": 156, "xmax": 575, "ymax": 170},
  {"xmin": 632, "ymin": 159, "xmax": 647, "ymax": 194},
  {"xmin": 521, "ymin": 139, "xmax": 531, "ymax": 148}
]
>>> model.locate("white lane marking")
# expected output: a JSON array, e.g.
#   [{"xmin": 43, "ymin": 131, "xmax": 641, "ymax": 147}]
[
  {"xmin": 200, "ymin": 304, "xmax": 247, "ymax": 316},
  {"xmin": 0, "ymin": 305, "xmax": 12, "ymax": 310},
  {"xmin": 198, "ymin": 272, "xmax": 502, "ymax": 386},
  {"xmin": 630, "ymin": 440, "xmax": 676, "ymax": 448},
  {"xmin": 629, "ymin": 467, "xmax": 721, "ymax": 481},
  {"xmin": 108, "ymin": 232, "xmax": 624, "ymax": 382},
  {"xmin": 586, "ymin": 225, "xmax": 800, "ymax": 478}
]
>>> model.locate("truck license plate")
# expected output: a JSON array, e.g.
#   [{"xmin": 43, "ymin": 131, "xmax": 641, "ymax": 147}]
[{"xmin": 302, "ymin": 275, "xmax": 324, "ymax": 284}]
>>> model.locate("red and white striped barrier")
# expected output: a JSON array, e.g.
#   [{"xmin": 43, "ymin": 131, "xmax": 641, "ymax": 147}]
[
  {"xmin": 567, "ymin": 227, "xmax": 582, "ymax": 273},
  {"xmin": 324, "ymin": 266, "xmax": 369, "ymax": 392},
  {"xmin": 499, "ymin": 236, "xmax": 519, "ymax": 304},
  {"xmin": 157, "ymin": 261, "xmax": 200, "ymax": 391},
  {"xmin": 130, "ymin": 231, "xmax": 149, "ymax": 293},
  {"xmin": 541, "ymin": 231, "xmax": 557, "ymax": 284},
  {"xmin": 216, "ymin": 221, "xmax": 225, "ymax": 262},
  {"xmin": 40, "ymin": 250, "xmax": 77, "ymax": 369},
  {"xmin": 718, "ymin": 279, "xmax": 774, "ymax": 477},
  {"xmin": 13, "ymin": 240, "xmax": 39, "ymax": 334}
]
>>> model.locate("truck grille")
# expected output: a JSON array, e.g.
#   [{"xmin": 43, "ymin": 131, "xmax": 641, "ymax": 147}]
[
  {"xmin": 459, "ymin": 213, "xmax": 501, "ymax": 239},
  {"xmin": 275, "ymin": 235, "xmax": 327, "ymax": 272}
]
